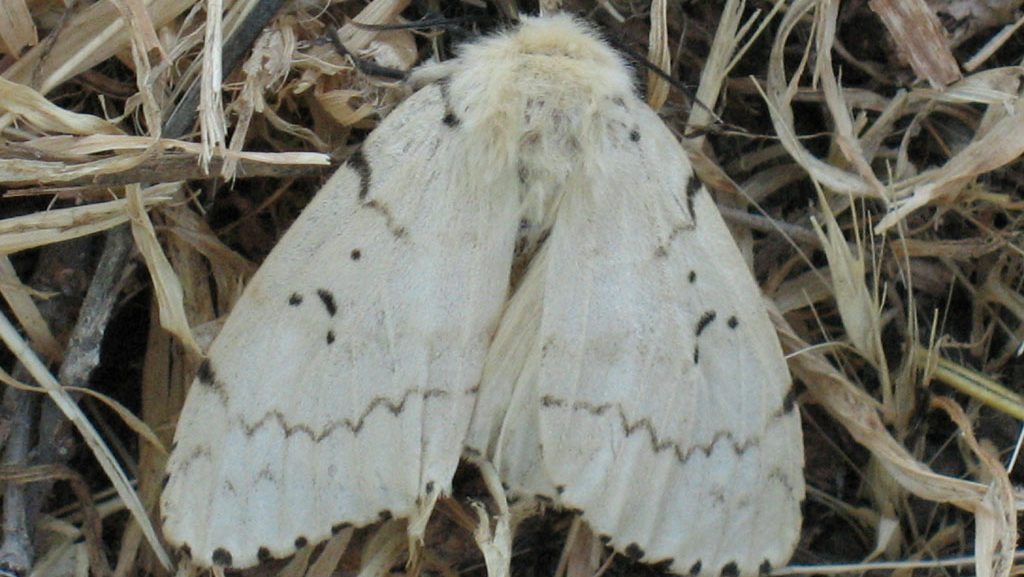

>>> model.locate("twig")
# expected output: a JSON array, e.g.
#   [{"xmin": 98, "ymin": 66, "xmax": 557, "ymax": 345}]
[
  {"xmin": 163, "ymin": 0, "xmax": 289, "ymax": 139},
  {"xmin": 0, "ymin": 464, "xmax": 113, "ymax": 577},
  {"xmin": 0, "ymin": 149, "xmax": 332, "ymax": 190},
  {"xmin": 327, "ymin": 27, "xmax": 408, "ymax": 80},
  {"xmin": 0, "ymin": 237, "xmax": 95, "ymax": 576},
  {"xmin": 28, "ymin": 228, "xmax": 134, "ymax": 533},
  {"xmin": 719, "ymin": 206, "xmax": 823, "ymax": 247}
]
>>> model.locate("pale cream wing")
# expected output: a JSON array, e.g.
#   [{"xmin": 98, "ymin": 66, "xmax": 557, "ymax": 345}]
[
  {"xmin": 161, "ymin": 83, "xmax": 521, "ymax": 569},
  {"xmin": 531, "ymin": 102, "xmax": 804, "ymax": 577}
]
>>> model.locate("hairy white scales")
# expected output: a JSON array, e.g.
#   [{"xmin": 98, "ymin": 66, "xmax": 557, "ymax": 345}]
[{"xmin": 161, "ymin": 15, "xmax": 804, "ymax": 577}]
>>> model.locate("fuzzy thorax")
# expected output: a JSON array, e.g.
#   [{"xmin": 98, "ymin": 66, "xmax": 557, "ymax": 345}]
[
  {"xmin": 449, "ymin": 15, "xmax": 634, "ymax": 167},
  {"xmin": 418, "ymin": 15, "xmax": 638, "ymax": 237}
]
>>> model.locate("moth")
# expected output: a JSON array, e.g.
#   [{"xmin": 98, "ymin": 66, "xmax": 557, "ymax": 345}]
[{"xmin": 161, "ymin": 15, "xmax": 805, "ymax": 577}]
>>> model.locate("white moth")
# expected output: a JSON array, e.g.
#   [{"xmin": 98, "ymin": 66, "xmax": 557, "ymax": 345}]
[{"xmin": 161, "ymin": 15, "xmax": 805, "ymax": 577}]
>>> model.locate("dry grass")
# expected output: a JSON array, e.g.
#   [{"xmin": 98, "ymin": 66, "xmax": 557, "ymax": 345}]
[{"xmin": 1, "ymin": 0, "xmax": 1023, "ymax": 576}]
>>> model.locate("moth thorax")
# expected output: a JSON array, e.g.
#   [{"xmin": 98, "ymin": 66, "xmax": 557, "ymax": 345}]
[{"xmin": 514, "ymin": 100, "xmax": 589, "ymax": 206}]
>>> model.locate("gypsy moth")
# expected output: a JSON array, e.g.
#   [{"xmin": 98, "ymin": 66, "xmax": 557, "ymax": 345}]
[{"xmin": 161, "ymin": 14, "xmax": 804, "ymax": 576}]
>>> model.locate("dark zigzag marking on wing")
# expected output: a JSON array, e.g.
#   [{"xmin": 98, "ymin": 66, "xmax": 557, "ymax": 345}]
[
  {"xmin": 654, "ymin": 183, "xmax": 698, "ymax": 257},
  {"xmin": 163, "ymin": 443, "xmax": 212, "ymax": 482},
  {"xmin": 237, "ymin": 386, "xmax": 478, "ymax": 442},
  {"xmin": 362, "ymin": 199, "xmax": 408, "ymax": 238},
  {"xmin": 540, "ymin": 395, "xmax": 771, "ymax": 464},
  {"xmin": 767, "ymin": 465, "xmax": 800, "ymax": 497},
  {"xmin": 654, "ymin": 220, "xmax": 695, "ymax": 257},
  {"xmin": 173, "ymin": 445, "xmax": 212, "ymax": 475},
  {"xmin": 347, "ymin": 149, "xmax": 371, "ymax": 200}
]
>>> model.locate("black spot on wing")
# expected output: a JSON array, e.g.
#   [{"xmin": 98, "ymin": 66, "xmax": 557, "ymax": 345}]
[
  {"xmin": 197, "ymin": 359, "xmax": 215, "ymax": 385},
  {"xmin": 695, "ymin": 310, "xmax": 717, "ymax": 337},
  {"xmin": 688, "ymin": 270, "xmax": 697, "ymax": 283},
  {"xmin": 686, "ymin": 176, "xmax": 702, "ymax": 196},
  {"xmin": 759, "ymin": 559, "xmax": 773, "ymax": 575},
  {"xmin": 258, "ymin": 547, "xmax": 272, "ymax": 562},
  {"xmin": 425, "ymin": 481, "xmax": 435, "ymax": 493},
  {"xmin": 685, "ymin": 176, "xmax": 701, "ymax": 221},
  {"xmin": 331, "ymin": 522, "xmax": 351, "ymax": 534},
  {"xmin": 350, "ymin": 249, "xmax": 361, "ymax": 261},
  {"xmin": 180, "ymin": 543, "xmax": 192, "ymax": 558},
  {"xmin": 625, "ymin": 543, "xmax": 645, "ymax": 560},
  {"xmin": 438, "ymin": 79, "xmax": 461, "ymax": 127},
  {"xmin": 347, "ymin": 150, "xmax": 371, "ymax": 200},
  {"xmin": 720, "ymin": 561, "xmax": 739, "ymax": 577},
  {"xmin": 288, "ymin": 292, "xmax": 303, "ymax": 306},
  {"xmin": 693, "ymin": 310, "xmax": 720, "ymax": 364},
  {"xmin": 195, "ymin": 359, "xmax": 229, "ymax": 403},
  {"xmin": 326, "ymin": 330, "xmax": 336, "ymax": 344},
  {"xmin": 294, "ymin": 536, "xmax": 308, "ymax": 548},
  {"xmin": 629, "ymin": 129, "xmax": 641, "ymax": 142},
  {"xmin": 317, "ymin": 289, "xmax": 337, "ymax": 317},
  {"xmin": 783, "ymin": 386, "xmax": 797, "ymax": 414},
  {"xmin": 727, "ymin": 315, "xmax": 739, "ymax": 329},
  {"xmin": 212, "ymin": 548, "xmax": 233, "ymax": 567},
  {"xmin": 378, "ymin": 510, "xmax": 393, "ymax": 521},
  {"xmin": 689, "ymin": 560, "xmax": 703, "ymax": 575},
  {"xmin": 599, "ymin": 534, "xmax": 612, "ymax": 545},
  {"xmin": 650, "ymin": 559, "xmax": 674, "ymax": 572}
]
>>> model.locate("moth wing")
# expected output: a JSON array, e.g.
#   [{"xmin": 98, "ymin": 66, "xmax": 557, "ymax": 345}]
[
  {"xmin": 161, "ymin": 84, "xmax": 520, "ymax": 569},
  {"xmin": 468, "ymin": 243, "xmax": 555, "ymax": 497},
  {"xmin": 534, "ymin": 104, "xmax": 804, "ymax": 576}
]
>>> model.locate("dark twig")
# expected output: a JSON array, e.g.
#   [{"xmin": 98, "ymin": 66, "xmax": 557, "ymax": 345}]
[
  {"xmin": 0, "ymin": 150, "xmax": 331, "ymax": 190},
  {"xmin": 163, "ymin": 0, "xmax": 289, "ymax": 140},
  {"xmin": 719, "ymin": 206, "xmax": 824, "ymax": 248},
  {"xmin": 0, "ymin": 393, "xmax": 39, "ymax": 576},
  {"xmin": 0, "ymin": 238, "xmax": 96, "ymax": 576},
  {"xmin": 346, "ymin": 13, "xmax": 483, "ymax": 31},
  {"xmin": 27, "ymin": 228, "xmax": 134, "ymax": 524},
  {"xmin": 328, "ymin": 28, "xmax": 409, "ymax": 80},
  {"xmin": 0, "ymin": 464, "xmax": 112, "ymax": 577}
]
